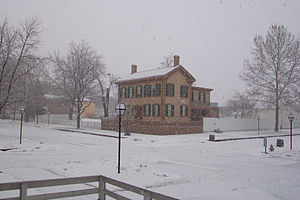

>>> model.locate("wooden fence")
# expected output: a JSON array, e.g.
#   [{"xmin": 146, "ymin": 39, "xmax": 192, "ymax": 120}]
[{"xmin": 0, "ymin": 175, "xmax": 178, "ymax": 200}]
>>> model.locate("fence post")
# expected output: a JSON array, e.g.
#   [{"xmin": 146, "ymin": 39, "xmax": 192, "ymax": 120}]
[
  {"xmin": 98, "ymin": 176, "xmax": 106, "ymax": 200},
  {"xmin": 144, "ymin": 190, "xmax": 151, "ymax": 200},
  {"xmin": 20, "ymin": 183, "xmax": 27, "ymax": 200}
]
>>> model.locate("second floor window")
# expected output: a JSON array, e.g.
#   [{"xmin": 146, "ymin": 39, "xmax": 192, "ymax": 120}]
[
  {"xmin": 165, "ymin": 104, "xmax": 174, "ymax": 116},
  {"xmin": 143, "ymin": 104, "xmax": 151, "ymax": 116},
  {"xmin": 120, "ymin": 88, "xmax": 126, "ymax": 99},
  {"xmin": 128, "ymin": 86, "xmax": 134, "ymax": 98},
  {"xmin": 136, "ymin": 86, "xmax": 143, "ymax": 97},
  {"xmin": 144, "ymin": 85, "xmax": 152, "ymax": 97},
  {"xmin": 203, "ymin": 92, "xmax": 206, "ymax": 104},
  {"xmin": 180, "ymin": 85, "xmax": 189, "ymax": 98},
  {"xmin": 198, "ymin": 92, "xmax": 202, "ymax": 103},
  {"xmin": 166, "ymin": 83, "xmax": 174, "ymax": 97},
  {"xmin": 153, "ymin": 84, "xmax": 161, "ymax": 97}
]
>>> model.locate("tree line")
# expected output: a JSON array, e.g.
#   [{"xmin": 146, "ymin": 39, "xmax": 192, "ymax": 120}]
[{"xmin": 0, "ymin": 17, "xmax": 115, "ymax": 129}]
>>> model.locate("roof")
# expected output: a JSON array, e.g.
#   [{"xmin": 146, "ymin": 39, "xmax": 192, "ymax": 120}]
[
  {"xmin": 116, "ymin": 65, "xmax": 196, "ymax": 83},
  {"xmin": 116, "ymin": 66, "xmax": 179, "ymax": 83},
  {"xmin": 192, "ymin": 82, "xmax": 213, "ymax": 91}
]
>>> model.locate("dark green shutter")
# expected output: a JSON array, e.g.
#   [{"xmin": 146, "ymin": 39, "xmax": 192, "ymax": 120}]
[
  {"xmin": 120, "ymin": 88, "xmax": 123, "ymax": 99},
  {"xmin": 171, "ymin": 84, "xmax": 174, "ymax": 96},
  {"xmin": 192, "ymin": 90, "xmax": 194, "ymax": 102},
  {"xmin": 186, "ymin": 106, "xmax": 188, "ymax": 117},
  {"xmin": 132, "ymin": 87, "xmax": 134, "ymax": 98},
  {"xmin": 186, "ymin": 86, "xmax": 188, "ymax": 97},
  {"xmin": 157, "ymin": 84, "xmax": 161, "ymax": 96},
  {"xmin": 158, "ymin": 104, "xmax": 160, "ymax": 116},
  {"xmin": 152, "ymin": 104, "xmax": 155, "ymax": 116},
  {"xmin": 165, "ymin": 104, "xmax": 168, "ymax": 116},
  {"xmin": 180, "ymin": 86, "xmax": 183, "ymax": 97},
  {"xmin": 171, "ymin": 105, "xmax": 174, "ymax": 116},
  {"xmin": 166, "ymin": 84, "xmax": 169, "ymax": 96},
  {"xmin": 180, "ymin": 105, "xmax": 183, "ymax": 116},
  {"xmin": 144, "ymin": 85, "xmax": 147, "ymax": 97}
]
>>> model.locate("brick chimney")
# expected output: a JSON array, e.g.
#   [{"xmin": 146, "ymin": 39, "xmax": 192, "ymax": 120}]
[
  {"xmin": 131, "ymin": 64, "xmax": 137, "ymax": 74},
  {"xmin": 174, "ymin": 55, "xmax": 180, "ymax": 66}
]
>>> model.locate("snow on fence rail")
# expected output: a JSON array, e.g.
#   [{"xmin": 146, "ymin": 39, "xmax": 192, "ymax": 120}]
[
  {"xmin": 0, "ymin": 175, "xmax": 178, "ymax": 200},
  {"xmin": 9, "ymin": 114, "xmax": 101, "ymax": 130}
]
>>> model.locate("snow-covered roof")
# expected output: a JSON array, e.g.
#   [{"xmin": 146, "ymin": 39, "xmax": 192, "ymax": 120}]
[
  {"xmin": 192, "ymin": 82, "xmax": 213, "ymax": 91},
  {"xmin": 116, "ymin": 66, "xmax": 180, "ymax": 83}
]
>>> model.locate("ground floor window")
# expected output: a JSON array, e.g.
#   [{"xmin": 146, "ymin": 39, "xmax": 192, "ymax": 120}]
[
  {"xmin": 143, "ymin": 104, "xmax": 151, "ymax": 116},
  {"xmin": 166, "ymin": 104, "xmax": 174, "ymax": 116},
  {"xmin": 152, "ymin": 104, "xmax": 160, "ymax": 116},
  {"xmin": 180, "ymin": 105, "xmax": 188, "ymax": 117}
]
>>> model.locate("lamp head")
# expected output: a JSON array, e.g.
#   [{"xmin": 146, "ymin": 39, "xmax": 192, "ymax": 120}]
[
  {"xmin": 115, "ymin": 101, "xmax": 126, "ymax": 116},
  {"xmin": 20, "ymin": 107, "xmax": 25, "ymax": 114},
  {"xmin": 288, "ymin": 113, "xmax": 294, "ymax": 122}
]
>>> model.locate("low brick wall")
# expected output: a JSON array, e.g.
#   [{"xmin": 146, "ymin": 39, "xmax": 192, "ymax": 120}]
[{"xmin": 101, "ymin": 118, "xmax": 203, "ymax": 135}]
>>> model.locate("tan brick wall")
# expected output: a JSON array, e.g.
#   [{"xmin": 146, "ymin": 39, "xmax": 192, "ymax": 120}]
[{"xmin": 101, "ymin": 117, "xmax": 203, "ymax": 135}]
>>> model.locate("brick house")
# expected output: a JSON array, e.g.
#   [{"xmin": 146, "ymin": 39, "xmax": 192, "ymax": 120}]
[{"xmin": 102, "ymin": 55, "xmax": 219, "ymax": 134}]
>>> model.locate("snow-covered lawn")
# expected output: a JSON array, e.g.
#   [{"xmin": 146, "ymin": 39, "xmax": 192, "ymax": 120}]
[{"xmin": 0, "ymin": 119, "xmax": 300, "ymax": 200}]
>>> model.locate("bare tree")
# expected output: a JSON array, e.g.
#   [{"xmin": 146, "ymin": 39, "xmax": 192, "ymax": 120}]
[
  {"xmin": 241, "ymin": 25, "xmax": 300, "ymax": 131},
  {"xmin": 226, "ymin": 92, "xmax": 256, "ymax": 118},
  {"xmin": 50, "ymin": 40, "xmax": 101, "ymax": 129},
  {"xmin": 160, "ymin": 54, "xmax": 174, "ymax": 68},
  {"xmin": 94, "ymin": 68, "xmax": 117, "ymax": 117},
  {"xmin": 0, "ymin": 17, "xmax": 41, "ymax": 114}
]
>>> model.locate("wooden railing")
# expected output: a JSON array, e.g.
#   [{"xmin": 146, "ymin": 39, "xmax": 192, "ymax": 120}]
[{"xmin": 0, "ymin": 175, "xmax": 178, "ymax": 200}]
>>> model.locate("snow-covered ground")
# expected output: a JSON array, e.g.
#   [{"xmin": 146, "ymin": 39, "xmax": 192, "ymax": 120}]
[{"xmin": 0, "ymin": 119, "xmax": 300, "ymax": 200}]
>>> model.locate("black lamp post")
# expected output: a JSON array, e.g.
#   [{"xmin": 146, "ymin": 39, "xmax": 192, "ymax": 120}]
[
  {"xmin": 115, "ymin": 101, "xmax": 126, "ymax": 173},
  {"xmin": 288, "ymin": 113, "xmax": 294, "ymax": 150},
  {"xmin": 20, "ymin": 107, "xmax": 24, "ymax": 144}
]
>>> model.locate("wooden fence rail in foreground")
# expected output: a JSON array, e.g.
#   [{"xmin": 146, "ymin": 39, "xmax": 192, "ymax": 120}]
[{"xmin": 0, "ymin": 175, "xmax": 178, "ymax": 200}]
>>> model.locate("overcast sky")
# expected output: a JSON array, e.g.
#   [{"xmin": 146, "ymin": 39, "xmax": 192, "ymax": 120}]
[{"xmin": 1, "ymin": 0, "xmax": 299, "ymax": 105}]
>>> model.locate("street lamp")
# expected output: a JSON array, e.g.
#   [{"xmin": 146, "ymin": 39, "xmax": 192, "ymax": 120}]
[
  {"xmin": 288, "ymin": 113, "xmax": 294, "ymax": 150},
  {"xmin": 20, "ymin": 107, "xmax": 25, "ymax": 144},
  {"xmin": 115, "ymin": 101, "xmax": 126, "ymax": 173}
]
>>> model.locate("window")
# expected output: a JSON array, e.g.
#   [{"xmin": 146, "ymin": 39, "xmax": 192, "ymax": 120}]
[
  {"xmin": 198, "ymin": 92, "xmax": 202, "ymax": 103},
  {"xmin": 152, "ymin": 104, "xmax": 160, "ymax": 116},
  {"xmin": 203, "ymin": 92, "xmax": 206, "ymax": 104},
  {"xmin": 166, "ymin": 83, "xmax": 174, "ymax": 97},
  {"xmin": 144, "ymin": 85, "xmax": 152, "ymax": 97},
  {"xmin": 165, "ymin": 104, "xmax": 174, "ymax": 116},
  {"xmin": 136, "ymin": 86, "xmax": 142, "ymax": 98},
  {"xmin": 153, "ymin": 84, "xmax": 161, "ymax": 97},
  {"xmin": 128, "ymin": 86, "xmax": 134, "ymax": 98},
  {"xmin": 143, "ymin": 104, "xmax": 151, "ymax": 116},
  {"xmin": 180, "ymin": 105, "xmax": 188, "ymax": 117},
  {"xmin": 192, "ymin": 90, "xmax": 194, "ymax": 102},
  {"xmin": 180, "ymin": 85, "xmax": 189, "ymax": 98},
  {"xmin": 120, "ymin": 88, "xmax": 126, "ymax": 99},
  {"xmin": 120, "ymin": 88, "xmax": 123, "ymax": 99}
]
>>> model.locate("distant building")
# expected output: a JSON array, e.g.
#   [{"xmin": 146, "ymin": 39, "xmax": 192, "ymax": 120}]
[
  {"xmin": 44, "ymin": 95, "xmax": 96, "ymax": 118},
  {"xmin": 102, "ymin": 55, "xmax": 219, "ymax": 134}
]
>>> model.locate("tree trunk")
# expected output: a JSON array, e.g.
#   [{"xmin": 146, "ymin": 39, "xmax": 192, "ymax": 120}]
[
  {"xmin": 68, "ymin": 104, "xmax": 73, "ymax": 120},
  {"xmin": 275, "ymin": 70, "xmax": 279, "ymax": 132},
  {"xmin": 103, "ymin": 88, "xmax": 110, "ymax": 117},
  {"xmin": 76, "ymin": 100, "xmax": 80, "ymax": 129},
  {"xmin": 275, "ymin": 102, "xmax": 279, "ymax": 132}
]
